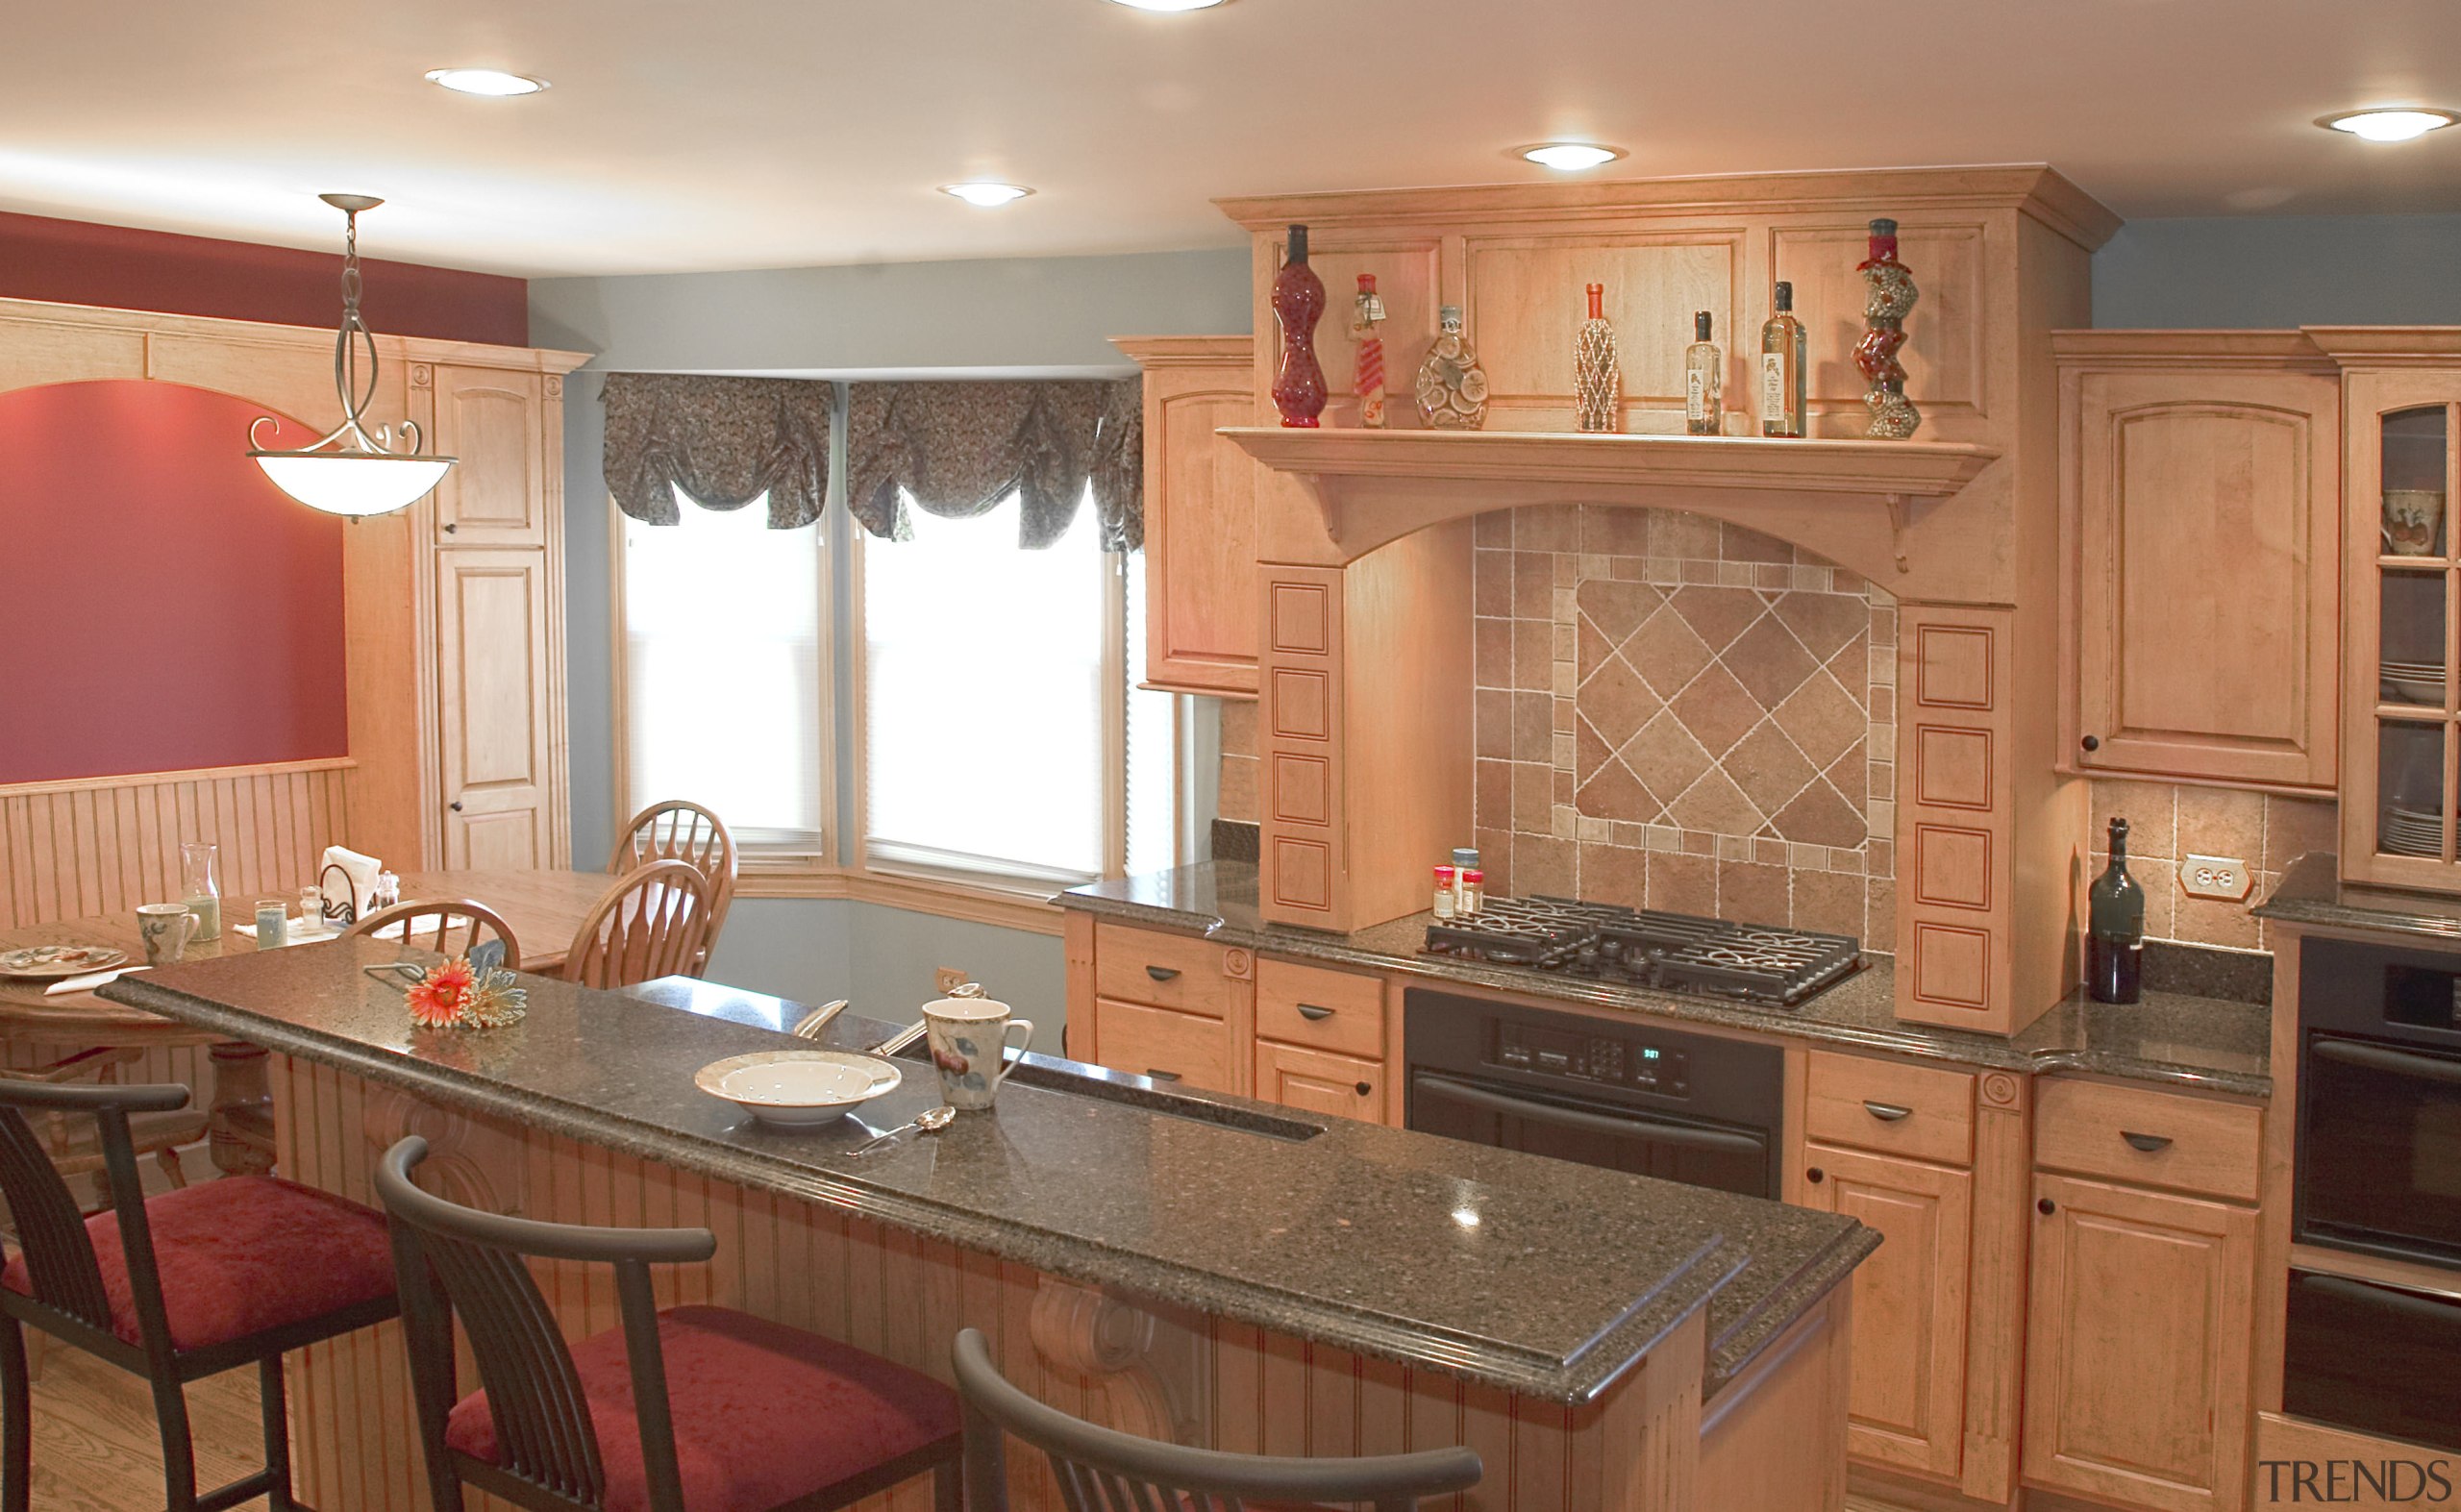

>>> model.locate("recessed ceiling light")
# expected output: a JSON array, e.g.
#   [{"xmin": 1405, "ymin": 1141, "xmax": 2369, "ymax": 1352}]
[
  {"xmin": 425, "ymin": 67, "xmax": 549, "ymax": 97},
  {"xmin": 2318, "ymin": 108, "xmax": 2457, "ymax": 142},
  {"xmin": 1517, "ymin": 142, "xmax": 1628, "ymax": 172},
  {"xmin": 1105, "ymin": 0, "xmax": 1232, "ymax": 11},
  {"xmin": 941, "ymin": 183, "xmax": 1034, "ymax": 208}
]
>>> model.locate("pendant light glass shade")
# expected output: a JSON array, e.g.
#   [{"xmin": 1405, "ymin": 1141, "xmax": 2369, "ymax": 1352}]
[{"xmin": 248, "ymin": 194, "xmax": 456, "ymax": 518}]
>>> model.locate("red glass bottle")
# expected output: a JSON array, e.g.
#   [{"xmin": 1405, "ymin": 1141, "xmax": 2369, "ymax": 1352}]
[{"xmin": 1270, "ymin": 224, "xmax": 1328, "ymax": 428}]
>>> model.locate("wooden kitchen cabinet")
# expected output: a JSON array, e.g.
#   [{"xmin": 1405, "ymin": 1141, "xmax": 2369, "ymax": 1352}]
[
  {"xmin": 1071, "ymin": 920, "xmax": 1255, "ymax": 1094},
  {"xmin": 1253, "ymin": 1038, "xmax": 1386, "ymax": 1124},
  {"xmin": 2056, "ymin": 335, "xmax": 2341, "ymax": 791},
  {"xmin": 430, "ymin": 365, "xmax": 548, "ymax": 545},
  {"xmin": 1112, "ymin": 336, "xmax": 1260, "ymax": 697},
  {"xmin": 434, "ymin": 548, "xmax": 558, "ymax": 869},
  {"xmin": 1092, "ymin": 997, "xmax": 1239, "ymax": 1095}
]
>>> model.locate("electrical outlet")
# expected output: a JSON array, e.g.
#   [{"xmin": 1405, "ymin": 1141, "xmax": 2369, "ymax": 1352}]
[
  {"xmin": 2179, "ymin": 855, "xmax": 2251, "ymax": 903},
  {"xmin": 934, "ymin": 967, "xmax": 970, "ymax": 995}
]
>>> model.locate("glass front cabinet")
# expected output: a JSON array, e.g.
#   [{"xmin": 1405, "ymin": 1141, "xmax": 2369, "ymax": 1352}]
[{"xmin": 2344, "ymin": 369, "xmax": 2461, "ymax": 888}]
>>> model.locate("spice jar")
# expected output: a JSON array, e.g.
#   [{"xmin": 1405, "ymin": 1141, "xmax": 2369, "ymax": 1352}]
[
  {"xmin": 1460, "ymin": 869, "xmax": 1485, "ymax": 914},
  {"xmin": 1432, "ymin": 866, "xmax": 1457, "ymax": 920}
]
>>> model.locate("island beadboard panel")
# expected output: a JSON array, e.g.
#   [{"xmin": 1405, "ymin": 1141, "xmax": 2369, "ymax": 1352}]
[{"xmin": 268, "ymin": 1053, "xmax": 1734, "ymax": 1512}]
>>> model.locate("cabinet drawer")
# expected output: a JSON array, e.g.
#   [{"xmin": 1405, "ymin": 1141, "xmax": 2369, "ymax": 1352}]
[
  {"xmin": 1804, "ymin": 1052, "xmax": 1976, "ymax": 1167},
  {"xmin": 1255, "ymin": 1039, "xmax": 1386, "ymax": 1126},
  {"xmin": 2035, "ymin": 1078, "xmax": 2261, "ymax": 1202},
  {"xmin": 1094, "ymin": 924, "xmax": 1231, "ymax": 1019},
  {"xmin": 1092, "ymin": 998, "xmax": 1237, "ymax": 1095},
  {"xmin": 1255, "ymin": 957, "xmax": 1384, "ymax": 1058}
]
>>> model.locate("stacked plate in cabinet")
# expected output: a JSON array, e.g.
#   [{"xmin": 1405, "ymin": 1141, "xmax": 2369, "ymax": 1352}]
[
  {"xmin": 2382, "ymin": 805, "xmax": 2447, "ymax": 858},
  {"xmin": 2381, "ymin": 659, "xmax": 2449, "ymax": 706}
]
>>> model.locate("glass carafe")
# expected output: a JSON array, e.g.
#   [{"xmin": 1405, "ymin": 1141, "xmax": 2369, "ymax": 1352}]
[{"xmin": 180, "ymin": 841, "xmax": 222, "ymax": 941}]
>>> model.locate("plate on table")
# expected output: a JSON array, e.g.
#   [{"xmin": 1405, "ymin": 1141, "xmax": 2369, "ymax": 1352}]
[
  {"xmin": 0, "ymin": 944, "xmax": 130, "ymax": 980},
  {"xmin": 694, "ymin": 1051, "xmax": 903, "ymax": 1128}
]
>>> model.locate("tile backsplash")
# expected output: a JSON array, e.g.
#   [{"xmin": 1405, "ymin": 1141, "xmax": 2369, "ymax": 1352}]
[
  {"xmin": 2088, "ymin": 779, "xmax": 2335, "ymax": 953},
  {"xmin": 1472, "ymin": 505, "xmax": 1896, "ymax": 949}
]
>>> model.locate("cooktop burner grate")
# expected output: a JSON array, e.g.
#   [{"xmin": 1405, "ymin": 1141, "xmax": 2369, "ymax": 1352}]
[{"xmin": 1423, "ymin": 897, "xmax": 1860, "ymax": 1007}]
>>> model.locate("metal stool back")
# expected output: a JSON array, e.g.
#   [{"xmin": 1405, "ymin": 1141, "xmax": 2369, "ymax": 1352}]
[{"xmin": 952, "ymin": 1327, "xmax": 1482, "ymax": 1512}]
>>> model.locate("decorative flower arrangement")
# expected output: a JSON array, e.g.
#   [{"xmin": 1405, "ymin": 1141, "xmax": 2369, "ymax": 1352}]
[{"xmin": 405, "ymin": 955, "xmax": 528, "ymax": 1030}]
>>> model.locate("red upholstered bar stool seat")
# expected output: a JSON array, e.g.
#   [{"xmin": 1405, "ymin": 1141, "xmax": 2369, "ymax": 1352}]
[
  {"xmin": 377, "ymin": 1136, "xmax": 962, "ymax": 1512},
  {"xmin": 0, "ymin": 1080, "xmax": 401, "ymax": 1512}
]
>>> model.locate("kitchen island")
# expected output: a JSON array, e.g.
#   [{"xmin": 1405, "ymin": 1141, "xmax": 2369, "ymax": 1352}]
[{"xmin": 105, "ymin": 941, "xmax": 1876, "ymax": 1512}]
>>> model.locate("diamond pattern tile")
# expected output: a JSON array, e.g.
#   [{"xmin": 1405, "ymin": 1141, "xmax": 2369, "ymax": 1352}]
[
  {"xmin": 1671, "ymin": 663, "xmax": 1762, "ymax": 761},
  {"xmin": 1668, "ymin": 585, "xmax": 1766, "ymax": 655},
  {"xmin": 1725, "ymin": 718, "xmax": 1819, "ymax": 817},
  {"xmin": 1576, "ymin": 579, "xmax": 1660, "ymax": 645},
  {"xmin": 1723, "ymin": 614, "xmax": 1817, "ymax": 710},
  {"xmin": 1624, "ymin": 607, "xmax": 1713, "ymax": 697},
  {"xmin": 1773, "ymin": 777, "xmax": 1867, "ymax": 848},
  {"xmin": 1578, "ymin": 654, "xmax": 1658, "ymax": 749},
  {"xmin": 1775, "ymin": 671, "xmax": 1867, "ymax": 769},
  {"xmin": 1576, "ymin": 714, "xmax": 1617, "ymax": 784},
  {"xmin": 1776, "ymin": 591, "xmax": 1869, "ymax": 661},
  {"xmin": 1576, "ymin": 758, "xmax": 1656, "ymax": 824},
  {"xmin": 1622, "ymin": 709, "xmax": 1712, "ymax": 808},
  {"xmin": 1669, "ymin": 767, "xmax": 1764, "ymax": 836}
]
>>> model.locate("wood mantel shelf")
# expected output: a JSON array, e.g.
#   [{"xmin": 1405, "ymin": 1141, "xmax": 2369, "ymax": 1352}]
[{"xmin": 1221, "ymin": 425, "xmax": 2001, "ymax": 572}]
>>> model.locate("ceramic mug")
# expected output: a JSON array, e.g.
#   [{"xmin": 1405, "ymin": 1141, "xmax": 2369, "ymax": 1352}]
[
  {"xmin": 2383, "ymin": 489, "xmax": 2447, "ymax": 557},
  {"xmin": 136, "ymin": 903, "xmax": 198, "ymax": 966},
  {"xmin": 921, "ymin": 996, "xmax": 1034, "ymax": 1112}
]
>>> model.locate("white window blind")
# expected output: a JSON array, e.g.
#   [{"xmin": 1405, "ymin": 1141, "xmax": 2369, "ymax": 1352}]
[{"xmin": 622, "ymin": 491, "xmax": 826, "ymax": 852}]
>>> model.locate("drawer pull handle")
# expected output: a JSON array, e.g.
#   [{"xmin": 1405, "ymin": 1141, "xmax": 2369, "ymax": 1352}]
[
  {"xmin": 1146, "ymin": 1069, "xmax": 1181, "ymax": 1082},
  {"xmin": 2121, "ymin": 1130, "xmax": 2173, "ymax": 1153},
  {"xmin": 1296, "ymin": 1003, "xmax": 1336, "ymax": 1022},
  {"xmin": 1862, "ymin": 1101, "xmax": 1913, "ymax": 1123},
  {"xmin": 1144, "ymin": 965, "xmax": 1181, "ymax": 982}
]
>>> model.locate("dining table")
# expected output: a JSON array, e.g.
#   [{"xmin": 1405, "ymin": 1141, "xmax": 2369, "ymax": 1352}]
[{"xmin": 0, "ymin": 867, "xmax": 623, "ymax": 1177}]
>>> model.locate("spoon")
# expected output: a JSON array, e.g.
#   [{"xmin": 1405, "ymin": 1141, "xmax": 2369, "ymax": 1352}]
[
  {"xmin": 851, "ymin": 1104, "xmax": 955, "ymax": 1156},
  {"xmin": 791, "ymin": 1000, "xmax": 851, "ymax": 1039}
]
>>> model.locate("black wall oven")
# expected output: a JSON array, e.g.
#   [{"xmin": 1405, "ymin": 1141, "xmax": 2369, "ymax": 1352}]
[
  {"xmin": 2296, "ymin": 938, "xmax": 2461, "ymax": 1268},
  {"xmin": 1402, "ymin": 989, "xmax": 1783, "ymax": 1198}
]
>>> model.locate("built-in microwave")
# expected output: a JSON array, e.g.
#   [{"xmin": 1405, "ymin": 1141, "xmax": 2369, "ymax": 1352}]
[{"xmin": 2295, "ymin": 938, "xmax": 2461, "ymax": 1270}]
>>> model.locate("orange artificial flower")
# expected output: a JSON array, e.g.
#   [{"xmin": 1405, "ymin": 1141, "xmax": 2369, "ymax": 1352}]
[{"xmin": 407, "ymin": 957, "xmax": 476, "ymax": 1029}]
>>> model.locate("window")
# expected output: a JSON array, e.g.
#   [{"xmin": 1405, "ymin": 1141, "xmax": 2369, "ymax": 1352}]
[
  {"xmin": 860, "ymin": 493, "xmax": 1174, "ymax": 889},
  {"xmin": 620, "ymin": 493, "xmax": 827, "ymax": 853}
]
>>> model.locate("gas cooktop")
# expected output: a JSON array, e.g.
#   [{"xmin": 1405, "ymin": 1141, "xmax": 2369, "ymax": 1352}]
[{"xmin": 1422, "ymin": 895, "xmax": 1861, "ymax": 1007}]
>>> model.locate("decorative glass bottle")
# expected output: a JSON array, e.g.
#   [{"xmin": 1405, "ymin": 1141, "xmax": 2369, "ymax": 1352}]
[
  {"xmin": 1573, "ymin": 283, "xmax": 1621, "ymax": 434},
  {"xmin": 1269, "ymin": 224, "xmax": 1328, "ymax": 429},
  {"xmin": 1350, "ymin": 273, "xmax": 1387, "ymax": 429},
  {"xmin": 1683, "ymin": 311, "xmax": 1723, "ymax": 436},
  {"xmin": 1855, "ymin": 217, "xmax": 1922, "ymax": 439},
  {"xmin": 1415, "ymin": 306, "xmax": 1489, "ymax": 430},
  {"xmin": 180, "ymin": 840, "xmax": 222, "ymax": 942},
  {"xmin": 2086, "ymin": 817, "xmax": 2145, "ymax": 1004},
  {"xmin": 1758, "ymin": 281, "xmax": 1808, "ymax": 438}
]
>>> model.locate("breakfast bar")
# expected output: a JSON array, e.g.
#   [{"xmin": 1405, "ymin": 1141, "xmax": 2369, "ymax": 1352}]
[{"xmin": 104, "ymin": 940, "xmax": 1875, "ymax": 1512}]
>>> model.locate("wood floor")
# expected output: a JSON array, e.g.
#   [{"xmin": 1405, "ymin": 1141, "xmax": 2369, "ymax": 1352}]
[{"xmin": 16, "ymin": 1342, "xmax": 271, "ymax": 1509}]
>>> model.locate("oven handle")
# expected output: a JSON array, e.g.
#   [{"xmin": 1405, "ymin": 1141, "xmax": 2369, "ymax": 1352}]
[
  {"xmin": 2295, "ymin": 1271, "xmax": 2461, "ymax": 1322},
  {"xmin": 2312, "ymin": 1037, "xmax": 2461, "ymax": 1086},
  {"xmin": 1412, "ymin": 1074, "xmax": 1766, "ymax": 1156}
]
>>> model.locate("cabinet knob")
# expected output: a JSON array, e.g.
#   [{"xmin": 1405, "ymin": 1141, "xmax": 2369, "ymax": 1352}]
[
  {"xmin": 2038, "ymin": 1197, "xmax": 2057, "ymax": 1216},
  {"xmin": 1805, "ymin": 1167, "xmax": 1826, "ymax": 1184},
  {"xmin": 1144, "ymin": 965, "xmax": 1181, "ymax": 982},
  {"xmin": 442, "ymin": 522, "xmax": 459, "ymax": 534},
  {"xmin": 2079, "ymin": 734, "xmax": 2101, "ymax": 753},
  {"xmin": 1297, "ymin": 1003, "xmax": 1335, "ymax": 1022},
  {"xmin": 1354, "ymin": 1081, "xmax": 1374, "ymax": 1098},
  {"xmin": 2121, "ymin": 1130, "xmax": 2174, "ymax": 1153},
  {"xmin": 449, "ymin": 801, "xmax": 464, "ymax": 812}
]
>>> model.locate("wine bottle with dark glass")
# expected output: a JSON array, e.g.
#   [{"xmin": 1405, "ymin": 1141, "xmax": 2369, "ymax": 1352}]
[{"xmin": 2086, "ymin": 817, "xmax": 2145, "ymax": 1004}]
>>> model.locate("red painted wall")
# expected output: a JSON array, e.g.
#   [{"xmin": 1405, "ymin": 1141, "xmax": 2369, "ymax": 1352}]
[
  {"xmin": 0, "ymin": 382, "xmax": 349, "ymax": 783},
  {"xmin": 0, "ymin": 210, "xmax": 527, "ymax": 347}
]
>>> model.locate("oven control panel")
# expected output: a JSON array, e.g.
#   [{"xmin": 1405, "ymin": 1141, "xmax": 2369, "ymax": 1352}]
[{"xmin": 1494, "ymin": 1021, "xmax": 1689, "ymax": 1096}]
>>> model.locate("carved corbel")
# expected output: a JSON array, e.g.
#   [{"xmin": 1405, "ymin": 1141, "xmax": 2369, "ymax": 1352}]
[
  {"xmin": 1028, "ymin": 1277, "xmax": 1191, "ymax": 1445},
  {"xmin": 360, "ymin": 1086, "xmax": 522, "ymax": 1216}
]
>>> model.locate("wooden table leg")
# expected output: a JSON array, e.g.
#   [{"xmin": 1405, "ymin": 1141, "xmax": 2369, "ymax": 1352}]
[{"xmin": 206, "ymin": 1042, "xmax": 277, "ymax": 1177}]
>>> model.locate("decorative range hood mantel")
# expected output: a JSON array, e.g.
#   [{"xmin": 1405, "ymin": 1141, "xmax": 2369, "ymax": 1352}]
[{"xmin": 1221, "ymin": 426, "xmax": 2000, "ymax": 575}]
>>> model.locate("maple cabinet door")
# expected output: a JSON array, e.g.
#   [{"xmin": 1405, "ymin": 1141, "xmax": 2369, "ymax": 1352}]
[{"xmin": 435, "ymin": 548, "xmax": 554, "ymax": 871}]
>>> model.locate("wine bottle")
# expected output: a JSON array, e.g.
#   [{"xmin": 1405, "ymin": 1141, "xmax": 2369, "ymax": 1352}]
[
  {"xmin": 1573, "ymin": 282, "xmax": 1621, "ymax": 434},
  {"xmin": 2086, "ymin": 817, "xmax": 2145, "ymax": 1004},
  {"xmin": 1759, "ymin": 281, "xmax": 1807, "ymax": 438},
  {"xmin": 1684, "ymin": 311, "xmax": 1723, "ymax": 436}
]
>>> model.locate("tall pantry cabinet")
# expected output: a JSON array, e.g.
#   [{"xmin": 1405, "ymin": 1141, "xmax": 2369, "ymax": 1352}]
[{"xmin": 344, "ymin": 351, "xmax": 587, "ymax": 873}]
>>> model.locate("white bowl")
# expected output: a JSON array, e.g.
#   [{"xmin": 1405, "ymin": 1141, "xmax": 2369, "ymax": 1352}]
[{"xmin": 695, "ymin": 1051, "xmax": 902, "ymax": 1127}]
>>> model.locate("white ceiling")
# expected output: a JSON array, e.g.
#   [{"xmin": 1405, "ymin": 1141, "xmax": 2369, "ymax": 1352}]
[{"xmin": 4, "ymin": 0, "xmax": 2457, "ymax": 279}]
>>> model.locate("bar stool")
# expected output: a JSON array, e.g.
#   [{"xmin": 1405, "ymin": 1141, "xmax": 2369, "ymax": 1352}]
[
  {"xmin": 375, "ymin": 1135, "xmax": 962, "ymax": 1512},
  {"xmin": 0, "ymin": 1078, "xmax": 400, "ymax": 1512},
  {"xmin": 951, "ymin": 1327, "xmax": 1482, "ymax": 1512}
]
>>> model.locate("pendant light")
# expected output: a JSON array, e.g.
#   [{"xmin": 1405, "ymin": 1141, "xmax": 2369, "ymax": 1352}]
[{"xmin": 248, "ymin": 194, "xmax": 456, "ymax": 517}]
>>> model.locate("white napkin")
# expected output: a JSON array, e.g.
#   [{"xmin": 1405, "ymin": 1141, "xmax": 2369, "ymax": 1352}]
[
  {"xmin": 319, "ymin": 846, "xmax": 384, "ymax": 917},
  {"xmin": 46, "ymin": 965, "xmax": 150, "ymax": 997},
  {"xmin": 235, "ymin": 919, "xmax": 394, "ymax": 944}
]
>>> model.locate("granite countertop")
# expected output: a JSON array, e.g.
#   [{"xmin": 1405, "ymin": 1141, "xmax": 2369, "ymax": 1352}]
[
  {"xmin": 2256, "ymin": 851, "xmax": 2461, "ymax": 947},
  {"xmin": 1061, "ymin": 862, "xmax": 2274, "ymax": 1100},
  {"xmin": 103, "ymin": 943, "xmax": 1875, "ymax": 1405}
]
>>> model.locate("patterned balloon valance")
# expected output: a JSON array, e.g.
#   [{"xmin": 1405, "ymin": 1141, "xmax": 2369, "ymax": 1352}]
[
  {"xmin": 602, "ymin": 373, "xmax": 834, "ymax": 530},
  {"xmin": 845, "ymin": 379, "xmax": 1143, "ymax": 551}
]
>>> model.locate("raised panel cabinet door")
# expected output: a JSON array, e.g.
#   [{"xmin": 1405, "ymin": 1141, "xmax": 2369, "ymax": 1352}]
[
  {"xmin": 430, "ymin": 366, "xmax": 545, "ymax": 545},
  {"xmin": 2069, "ymin": 367, "xmax": 2340, "ymax": 788},
  {"xmin": 1253, "ymin": 1039, "xmax": 1384, "ymax": 1126},
  {"xmin": 1091, "ymin": 997, "xmax": 1238, "ymax": 1095},
  {"xmin": 435, "ymin": 548, "xmax": 553, "ymax": 870},
  {"xmin": 2023, "ymin": 1174, "xmax": 2257, "ymax": 1512},
  {"xmin": 1136, "ymin": 346, "xmax": 1260, "ymax": 697},
  {"xmin": 1798, "ymin": 1142, "xmax": 1972, "ymax": 1481}
]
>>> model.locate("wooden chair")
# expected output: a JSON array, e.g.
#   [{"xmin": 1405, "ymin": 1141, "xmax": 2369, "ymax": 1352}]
[
  {"xmin": 0, "ymin": 1047, "xmax": 207, "ymax": 1197},
  {"xmin": 375, "ymin": 1135, "xmax": 962, "ymax": 1512},
  {"xmin": 345, "ymin": 899, "xmax": 524, "ymax": 971},
  {"xmin": 954, "ymin": 1327, "xmax": 1480, "ymax": 1512},
  {"xmin": 563, "ymin": 860, "xmax": 715, "ymax": 990},
  {"xmin": 611, "ymin": 801, "xmax": 737, "ymax": 973},
  {"xmin": 0, "ymin": 1079, "xmax": 399, "ymax": 1512}
]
